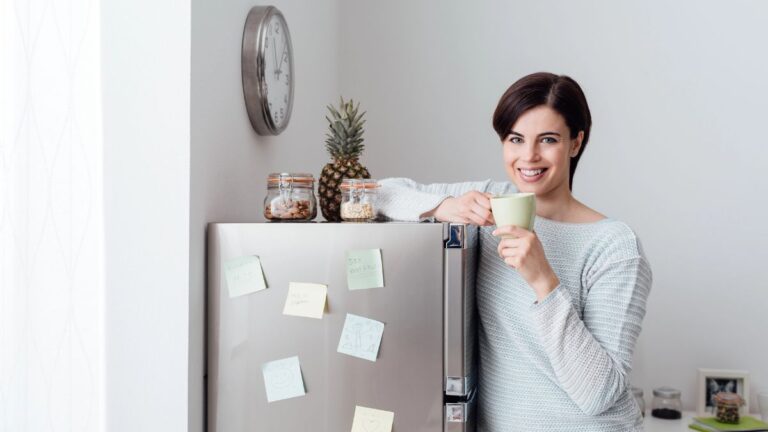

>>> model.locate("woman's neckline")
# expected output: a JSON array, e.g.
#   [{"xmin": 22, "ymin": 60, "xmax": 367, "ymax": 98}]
[{"xmin": 536, "ymin": 216, "xmax": 612, "ymax": 226}]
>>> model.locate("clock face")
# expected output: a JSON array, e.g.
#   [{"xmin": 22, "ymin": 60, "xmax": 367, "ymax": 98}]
[{"xmin": 263, "ymin": 14, "xmax": 292, "ymax": 128}]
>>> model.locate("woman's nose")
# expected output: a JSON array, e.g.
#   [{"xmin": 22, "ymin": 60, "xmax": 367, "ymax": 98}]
[{"xmin": 523, "ymin": 142, "xmax": 540, "ymax": 161}]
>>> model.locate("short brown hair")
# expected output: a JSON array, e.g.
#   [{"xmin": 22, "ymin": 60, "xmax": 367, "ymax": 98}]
[{"xmin": 492, "ymin": 72, "xmax": 592, "ymax": 190}]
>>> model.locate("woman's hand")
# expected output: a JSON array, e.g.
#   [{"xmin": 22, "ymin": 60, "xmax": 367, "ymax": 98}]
[
  {"xmin": 428, "ymin": 191, "xmax": 495, "ymax": 226},
  {"xmin": 493, "ymin": 225, "xmax": 560, "ymax": 301}
]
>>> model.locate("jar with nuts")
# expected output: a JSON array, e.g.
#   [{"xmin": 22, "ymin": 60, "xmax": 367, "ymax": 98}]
[
  {"xmin": 713, "ymin": 392, "xmax": 744, "ymax": 424},
  {"xmin": 264, "ymin": 173, "xmax": 317, "ymax": 221},
  {"xmin": 340, "ymin": 179, "xmax": 378, "ymax": 222}
]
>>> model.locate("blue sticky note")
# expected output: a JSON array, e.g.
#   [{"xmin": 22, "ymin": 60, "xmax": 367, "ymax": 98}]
[
  {"xmin": 261, "ymin": 356, "xmax": 306, "ymax": 403},
  {"xmin": 224, "ymin": 255, "xmax": 267, "ymax": 298},
  {"xmin": 337, "ymin": 313, "xmax": 385, "ymax": 362},
  {"xmin": 346, "ymin": 249, "xmax": 384, "ymax": 290}
]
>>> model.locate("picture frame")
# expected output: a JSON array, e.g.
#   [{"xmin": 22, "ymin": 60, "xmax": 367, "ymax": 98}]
[{"xmin": 697, "ymin": 368, "xmax": 750, "ymax": 417}]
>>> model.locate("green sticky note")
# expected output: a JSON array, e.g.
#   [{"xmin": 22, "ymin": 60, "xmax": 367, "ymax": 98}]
[
  {"xmin": 347, "ymin": 249, "xmax": 384, "ymax": 290},
  {"xmin": 224, "ymin": 255, "xmax": 267, "ymax": 298}
]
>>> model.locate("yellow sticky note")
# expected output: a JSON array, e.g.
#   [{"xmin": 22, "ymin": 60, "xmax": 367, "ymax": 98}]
[
  {"xmin": 351, "ymin": 406, "xmax": 394, "ymax": 432},
  {"xmin": 282, "ymin": 282, "xmax": 327, "ymax": 319}
]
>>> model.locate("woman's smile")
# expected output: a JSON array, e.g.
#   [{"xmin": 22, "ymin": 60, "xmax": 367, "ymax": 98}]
[{"xmin": 518, "ymin": 167, "xmax": 548, "ymax": 182}]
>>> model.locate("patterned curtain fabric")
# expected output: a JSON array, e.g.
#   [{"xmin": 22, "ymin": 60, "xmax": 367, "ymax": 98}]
[{"xmin": 0, "ymin": 0, "xmax": 102, "ymax": 430}]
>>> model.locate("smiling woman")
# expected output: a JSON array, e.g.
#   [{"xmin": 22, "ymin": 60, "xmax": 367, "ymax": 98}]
[{"xmin": 376, "ymin": 72, "xmax": 653, "ymax": 432}]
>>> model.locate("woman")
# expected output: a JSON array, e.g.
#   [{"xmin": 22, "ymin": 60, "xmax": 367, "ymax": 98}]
[{"xmin": 376, "ymin": 72, "xmax": 652, "ymax": 431}]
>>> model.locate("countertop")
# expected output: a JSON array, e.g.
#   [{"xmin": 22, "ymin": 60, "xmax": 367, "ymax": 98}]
[{"xmin": 644, "ymin": 411, "xmax": 765, "ymax": 431}]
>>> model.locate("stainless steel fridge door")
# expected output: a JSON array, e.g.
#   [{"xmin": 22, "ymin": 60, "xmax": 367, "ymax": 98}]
[{"xmin": 208, "ymin": 223, "xmax": 446, "ymax": 432}]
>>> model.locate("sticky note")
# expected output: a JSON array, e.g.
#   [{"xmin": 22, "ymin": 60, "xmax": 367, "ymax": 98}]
[
  {"xmin": 337, "ymin": 313, "xmax": 384, "ymax": 362},
  {"xmin": 261, "ymin": 356, "xmax": 305, "ymax": 403},
  {"xmin": 346, "ymin": 249, "xmax": 384, "ymax": 290},
  {"xmin": 283, "ymin": 282, "xmax": 327, "ymax": 319},
  {"xmin": 351, "ymin": 406, "xmax": 394, "ymax": 432},
  {"xmin": 224, "ymin": 255, "xmax": 267, "ymax": 298}
]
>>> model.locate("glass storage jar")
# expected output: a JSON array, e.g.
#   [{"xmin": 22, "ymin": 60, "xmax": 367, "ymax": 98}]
[
  {"xmin": 651, "ymin": 387, "xmax": 683, "ymax": 420},
  {"xmin": 340, "ymin": 179, "xmax": 378, "ymax": 222},
  {"xmin": 713, "ymin": 392, "xmax": 744, "ymax": 424},
  {"xmin": 264, "ymin": 173, "xmax": 317, "ymax": 221},
  {"xmin": 632, "ymin": 387, "xmax": 646, "ymax": 418}
]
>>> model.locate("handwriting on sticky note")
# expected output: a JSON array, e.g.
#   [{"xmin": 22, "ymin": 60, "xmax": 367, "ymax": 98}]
[
  {"xmin": 337, "ymin": 313, "xmax": 384, "ymax": 362},
  {"xmin": 224, "ymin": 255, "xmax": 267, "ymax": 298},
  {"xmin": 283, "ymin": 282, "xmax": 327, "ymax": 319},
  {"xmin": 347, "ymin": 249, "xmax": 384, "ymax": 290},
  {"xmin": 261, "ymin": 356, "xmax": 306, "ymax": 403},
  {"xmin": 351, "ymin": 406, "xmax": 394, "ymax": 432}
]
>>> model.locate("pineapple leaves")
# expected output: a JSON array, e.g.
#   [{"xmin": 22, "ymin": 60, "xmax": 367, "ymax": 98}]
[{"xmin": 324, "ymin": 96, "xmax": 367, "ymax": 159}]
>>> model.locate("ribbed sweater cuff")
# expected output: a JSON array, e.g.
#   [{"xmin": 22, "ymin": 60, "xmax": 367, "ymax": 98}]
[
  {"xmin": 530, "ymin": 284, "xmax": 573, "ymax": 338},
  {"xmin": 377, "ymin": 188, "xmax": 451, "ymax": 222}
]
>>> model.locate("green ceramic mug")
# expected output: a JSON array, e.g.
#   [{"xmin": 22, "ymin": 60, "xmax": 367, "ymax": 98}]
[{"xmin": 490, "ymin": 193, "xmax": 536, "ymax": 237}]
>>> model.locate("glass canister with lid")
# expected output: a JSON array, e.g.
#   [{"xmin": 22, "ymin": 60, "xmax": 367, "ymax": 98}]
[
  {"xmin": 651, "ymin": 387, "xmax": 683, "ymax": 420},
  {"xmin": 631, "ymin": 387, "xmax": 646, "ymax": 418},
  {"xmin": 340, "ymin": 178, "xmax": 379, "ymax": 222},
  {"xmin": 264, "ymin": 172, "xmax": 317, "ymax": 221}
]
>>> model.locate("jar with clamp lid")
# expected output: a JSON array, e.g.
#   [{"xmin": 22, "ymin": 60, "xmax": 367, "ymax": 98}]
[
  {"xmin": 340, "ymin": 179, "xmax": 379, "ymax": 222},
  {"xmin": 264, "ymin": 173, "xmax": 317, "ymax": 221},
  {"xmin": 713, "ymin": 392, "xmax": 744, "ymax": 424}
]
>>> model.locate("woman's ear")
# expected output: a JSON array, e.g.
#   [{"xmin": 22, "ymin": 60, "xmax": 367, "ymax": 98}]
[{"xmin": 570, "ymin": 131, "xmax": 585, "ymax": 157}]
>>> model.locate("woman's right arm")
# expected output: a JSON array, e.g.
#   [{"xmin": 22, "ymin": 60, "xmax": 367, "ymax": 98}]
[{"xmin": 377, "ymin": 177, "xmax": 516, "ymax": 223}]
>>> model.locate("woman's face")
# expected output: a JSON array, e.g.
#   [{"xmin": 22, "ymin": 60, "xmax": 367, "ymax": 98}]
[{"xmin": 501, "ymin": 105, "xmax": 583, "ymax": 196}]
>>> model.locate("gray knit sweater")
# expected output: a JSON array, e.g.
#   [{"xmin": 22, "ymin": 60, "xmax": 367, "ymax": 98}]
[{"xmin": 377, "ymin": 178, "xmax": 652, "ymax": 432}]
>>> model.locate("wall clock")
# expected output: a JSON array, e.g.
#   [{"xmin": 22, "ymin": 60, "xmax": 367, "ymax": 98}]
[{"xmin": 242, "ymin": 6, "xmax": 294, "ymax": 135}]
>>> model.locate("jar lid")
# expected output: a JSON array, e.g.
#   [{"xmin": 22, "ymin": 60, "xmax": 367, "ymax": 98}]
[
  {"xmin": 267, "ymin": 172, "xmax": 315, "ymax": 186},
  {"xmin": 340, "ymin": 178, "xmax": 379, "ymax": 190},
  {"xmin": 632, "ymin": 387, "xmax": 644, "ymax": 397},
  {"xmin": 652, "ymin": 387, "xmax": 681, "ymax": 398},
  {"xmin": 713, "ymin": 392, "xmax": 744, "ymax": 406}
]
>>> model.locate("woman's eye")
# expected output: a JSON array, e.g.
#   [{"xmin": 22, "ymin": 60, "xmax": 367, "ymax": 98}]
[
  {"xmin": 541, "ymin": 137, "xmax": 558, "ymax": 144},
  {"xmin": 508, "ymin": 136, "xmax": 523, "ymax": 144}
]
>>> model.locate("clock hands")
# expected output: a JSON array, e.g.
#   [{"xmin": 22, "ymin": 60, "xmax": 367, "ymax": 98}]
[{"xmin": 272, "ymin": 38, "xmax": 280, "ymax": 80}]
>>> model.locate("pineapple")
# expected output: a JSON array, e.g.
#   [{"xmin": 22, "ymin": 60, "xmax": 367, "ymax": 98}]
[{"xmin": 319, "ymin": 97, "xmax": 371, "ymax": 221}]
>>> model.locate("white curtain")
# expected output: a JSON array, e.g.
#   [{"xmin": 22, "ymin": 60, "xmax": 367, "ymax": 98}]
[{"xmin": 0, "ymin": 0, "xmax": 103, "ymax": 430}]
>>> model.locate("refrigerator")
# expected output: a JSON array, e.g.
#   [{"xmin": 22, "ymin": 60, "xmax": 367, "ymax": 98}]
[{"xmin": 207, "ymin": 222, "xmax": 479, "ymax": 431}]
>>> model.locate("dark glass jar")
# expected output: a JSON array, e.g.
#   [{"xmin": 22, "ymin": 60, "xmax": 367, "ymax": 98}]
[
  {"xmin": 651, "ymin": 387, "xmax": 682, "ymax": 420},
  {"xmin": 264, "ymin": 173, "xmax": 317, "ymax": 221}
]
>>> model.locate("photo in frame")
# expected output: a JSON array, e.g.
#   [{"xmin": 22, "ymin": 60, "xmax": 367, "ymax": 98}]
[{"xmin": 697, "ymin": 368, "xmax": 750, "ymax": 417}]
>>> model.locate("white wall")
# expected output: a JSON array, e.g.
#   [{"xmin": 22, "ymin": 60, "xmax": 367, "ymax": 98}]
[
  {"xmin": 102, "ymin": 0, "xmax": 190, "ymax": 430},
  {"xmin": 338, "ymin": 0, "xmax": 768, "ymax": 411},
  {"xmin": 190, "ymin": 1, "xmax": 340, "ymax": 431}
]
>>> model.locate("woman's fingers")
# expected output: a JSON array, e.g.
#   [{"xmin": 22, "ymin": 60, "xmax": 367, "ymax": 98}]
[
  {"xmin": 470, "ymin": 202, "xmax": 493, "ymax": 226},
  {"xmin": 492, "ymin": 225, "xmax": 530, "ymax": 237}
]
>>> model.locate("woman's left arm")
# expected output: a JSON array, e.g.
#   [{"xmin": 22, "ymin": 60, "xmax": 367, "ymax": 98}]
[
  {"xmin": 494, "ymin": 225, "xmax": 653, "ymax": 416},
  {"xmin": 532, "ymin": 255, "xmax": 652, "ymax": 416}
]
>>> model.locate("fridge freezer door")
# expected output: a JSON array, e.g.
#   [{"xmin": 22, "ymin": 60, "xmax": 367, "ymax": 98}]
[
  {"xmin": 208, "ymin": 223, "xmax": 446, "ymax": 432},
  {"xmin": 443, "ymin": 224, "xmax": 479, "ymax": 398}
]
